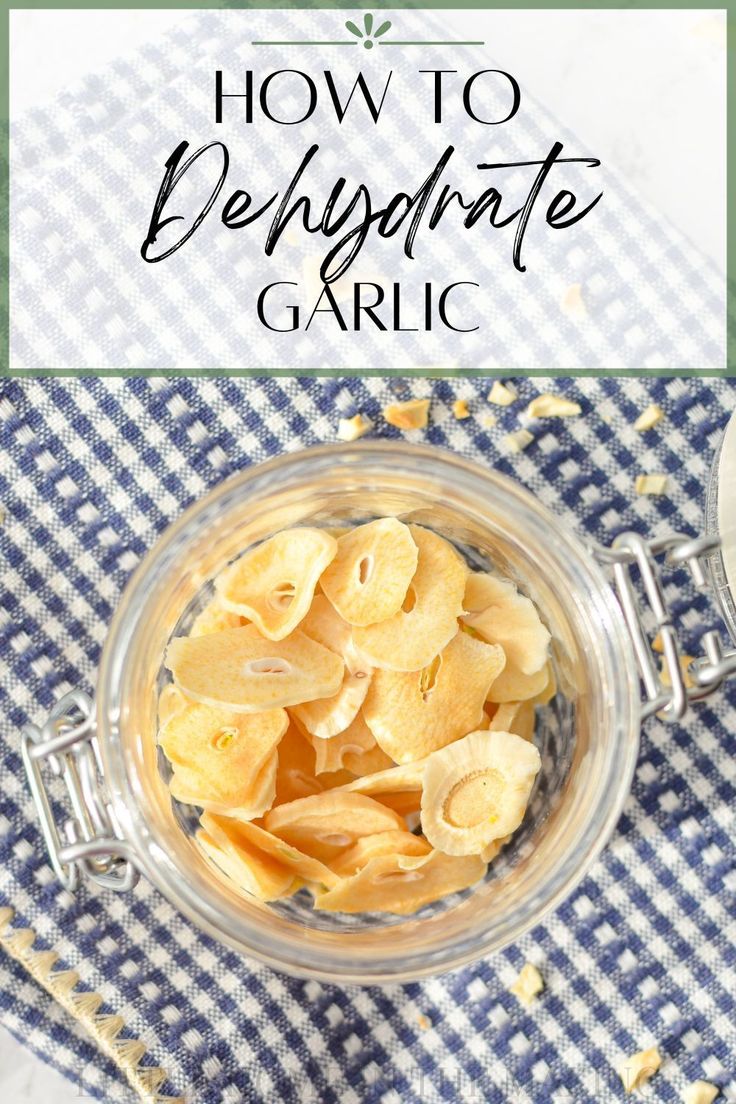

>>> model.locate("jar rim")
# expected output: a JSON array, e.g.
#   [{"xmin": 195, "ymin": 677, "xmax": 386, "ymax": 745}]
[{"xmin": 97, "ymin": 441, "xmax": 641, "ymax": 982}]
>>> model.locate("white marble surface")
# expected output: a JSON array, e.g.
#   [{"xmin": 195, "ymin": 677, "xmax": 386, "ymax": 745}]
[{"xmin": 0, "ymin": 1024, "xmax": 83, "ymax": 1103}]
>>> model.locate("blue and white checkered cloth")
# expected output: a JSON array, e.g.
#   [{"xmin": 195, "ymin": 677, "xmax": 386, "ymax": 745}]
[{"xmin": 1, "ymin": 376, "xmax": 735, "ymax": 1103}]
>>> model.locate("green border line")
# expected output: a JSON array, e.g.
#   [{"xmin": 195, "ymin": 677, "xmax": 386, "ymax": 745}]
[{"xmin": 0, "ymin": 1, "xmax": 733, "ymax": 377}]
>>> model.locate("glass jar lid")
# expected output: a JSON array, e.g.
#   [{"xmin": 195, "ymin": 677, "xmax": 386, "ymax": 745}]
[{"xmin": 706, "ymin": 405, "xmax": 736, "ymax": 644}]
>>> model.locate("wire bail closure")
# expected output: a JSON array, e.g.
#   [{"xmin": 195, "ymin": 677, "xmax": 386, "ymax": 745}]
[
  {"xmin": 21, "ymin": 689, "xmax": 139, "ymax": 893},
  {"xmin": 593, "ymin": 532, "xmax": 736, "ymax": 721}
]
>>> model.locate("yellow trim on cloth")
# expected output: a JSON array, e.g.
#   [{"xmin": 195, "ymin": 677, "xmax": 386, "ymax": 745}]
[{"xmin": 0, "ymin": 906, "xmax": 185, "ymax": 1103}]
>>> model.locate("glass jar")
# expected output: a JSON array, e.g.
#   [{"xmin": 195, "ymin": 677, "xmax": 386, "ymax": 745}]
[
  {"xmin": 22, "ymin": 441, "xmax": 734, "ymax": 983},
  {"xmin": 706, "ymin": 405, "xmax": 736, "ymax": 643}
]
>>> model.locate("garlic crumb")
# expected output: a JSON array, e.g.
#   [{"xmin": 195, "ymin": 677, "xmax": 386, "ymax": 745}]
[
  {"xmin": 503, "ymin": 429, "xmax": 534, "ymax": 454},
  {"xmin": 416, "ymin": 1013, "xmax": 431, "ymax": 1030},
  {"xmin": 620, "ymin": 1047, "xmax": 662, "ymax": 1093},
  {"xmin": 682, "ymin": 1080, "xmax": 719, "ymax": 1104},
  {"xmin": 487, "ymin": 381, "xmax": 518, "ymax": 407},
  {"xmin": 635, "ymin": 474, "xmax": 668, "ymax": 496},
  {"xmin": 452, "ymin": 399, "xmax": 471, "ymax": 420},
  {"xmin": 561, "ymin": 283, "xmax": 587, "ymax": 319},
  {"xmin": 480, "ymin": 413, "xmax": 498, "ymax": 429},
  {"xmin": 526, "ymin": 394, "xmax": 582, "ymax": 418},
  {"xmin": 660, "ymin": 653, "xmax": 696, "ymax": 690},
  {"xmin": 509, "ymin": 963, "xmax": 544, "ymax": 1005},
  {"xmin": 383, "ymin": 399, "xmax": 430, "ymax": 430},
  {"xmin": 634, "ymin": 404, "xmax": 664, "ymax": 432},
  {"xmin": 337, "ymin": 414, "xmax": 373, "ymax": 442}
]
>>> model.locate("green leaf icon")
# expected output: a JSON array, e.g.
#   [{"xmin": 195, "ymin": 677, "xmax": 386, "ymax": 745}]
[{"xmin": 345, "ymin": 13, "xmax": 392, "ymax": 46}]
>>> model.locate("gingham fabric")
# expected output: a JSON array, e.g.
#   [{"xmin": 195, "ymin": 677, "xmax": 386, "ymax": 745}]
[
  {"xmin": 10, "ymin": 9, "xmax": 726, "ymax": 372},
  {"xmin": 1, "ymin": 376, "xmax": 735, "ymax": 1104}
]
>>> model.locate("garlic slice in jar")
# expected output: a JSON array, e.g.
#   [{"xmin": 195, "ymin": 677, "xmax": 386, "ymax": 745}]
[
  {"xmin": 320, "ymin": 517, "xmax": 418, "ymax": 627},
  {"xmin": 314, "ymin": 850, "xmax": 486, "ymax": 915},
  {"xmin": 201, "ymin": 812, "xmax": 340, "ymax": 889},
  {"xmin": 462, "ymin": 573, "xmax": 551, "ymax": 702},
  {"xmin": 197, "ymin": 828, "xmax": 297, "ymax": 901},
  {"xmin": 420, "ymin": 729, "xmax": 541, "ymax": 856},
  {"xmin": 264, "ymin": 790, "xmax": 404, "ymax": 863},
  {"xmin": 363, "ymin": 631, "xmax": 505, "ymax": 763},
  {"xmin": 216, "ymin": 528, "xmax": 337, "ymax": 640},
  {"xmin": 158, "ymin": 702, "xmax": 287, "ymax": 818},
  {"xmin": 166, "ymin": 624, "xmax": 344, "ymax": 711},
  {"xmin": 352, "ymin": 525, "xmax": 468, "ymax": 672},
  {"xmin": 291, "ymin": 596, "xmax": 373, "ymax": 738}
]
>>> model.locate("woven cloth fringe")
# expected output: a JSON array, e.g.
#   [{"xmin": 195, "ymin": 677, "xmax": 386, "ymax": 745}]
[{"xmin": 0, "ymin": 907, "xmax": 185, "ymax": 1103}]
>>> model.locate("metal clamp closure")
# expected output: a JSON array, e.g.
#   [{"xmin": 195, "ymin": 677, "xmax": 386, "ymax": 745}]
[
  {"xmin": 594, "ymin": 532, "xmax": 736, "ymax": 722},
  {"xmin": 21, "ymin": 689, "xmax": 139, "ymax": 892}
]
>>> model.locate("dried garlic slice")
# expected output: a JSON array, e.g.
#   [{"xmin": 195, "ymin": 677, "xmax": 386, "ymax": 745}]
[
  {"xmin": 526, "ymin": 394, "xmax": 581, "ymax": 418},
  {"xmin": 620, "ymin": 1047, "xmax": 662, "ymax": 1094},
  {"xmin": 158, "ymin": 702, "xmax": 287, "ymax": 817},
  {"xmin": 264, "ymin": 791, "xmax": 404, "ymax": 863},
  {"xmin": 312, "ymin": 768, "xmax": 356, "ymax": 791},
  {"xmin": 503, "ymin": 429, "xmax": 534, "ymax": 453},
  {"xmin": 372, "ymin": 791, "xmax": 422, "ymax": 818},
  {"xmin": 682, "ymin": 1081, "xmax": 719, "ymax": 1104},
  {"xmin": 292, "ymin": 594, "xmax": 373, "ymax": 738},
  {"xmin": 353, "ymin": 525, "xmax": 468, "ymax": 672},
  {"xmin": 215, "ymin": 528, "xmax": 337, "ymax": 640},
  {"xmin": 190, "ymin": 598, "xmax": 246, "ymax": 638},
  {"xmin": 463, "ymin": 573, "xmax": 550, "ymax": 701},
  {"xmin": 342, "ymin": 715, "xmax": 397, "ymax": 777},
  {"xmin": 291, "ymin": 669, "xmax": 371, "ymax": 740},
  {"xmin": 158, "ymin": 683, "xmax": 189, "ymax": 726},
  {"xmin": 340, "ymin": 759, "xmax": 426, "ymax": 797},
  {"xmin": 314, "ymin": 850, "xmax": 486, "ymax": 915},
  {"xmin": 307, "ymin": 712, "xmax": 380, "ymax": 775},
  {"xmin": 531, "ymin": 661, "xmax": 557, "ymax": 705},
  {"xmin": 635, "ymin": 474, "xmax": 668, "ymax": 496},
  {"xmin": 660, "ymin": 652, "xmax": 696, "ymax": 690},
  {"xmin": 320, "ymin": 518, "xmax": 419, "ymax": 628},
  {"xmin": 342, "ymin": 742, "xmax": 395, "ymax": 777},
  {"xmin": 339, "ymin": 759, "xmax": 425, "ymax": 818},
  {"xmin": 273, "ymin": 721, "xmax": 323, "ymax": 806},
  {"xmin": 489, "ymin": 700, "xmax": 535, "ymax": 742},
  {"xmin": 633, "ymin": 404, "xmax": 664, "ymax": 432},
  {"xmin": 487, "ymin": 381, "xmax": 517, "ymax": 406},
  {"xmin": 201, "ymin": 812, "xmax": 339, "ymax": 890},
  {"xmin": 383, "ymin": 398, "xmax": 430, "ymax": 430},
  {"xmin": 166, "ymin": 624, "xmax": 344, "ymax": 712},
  {"xmin": 330, "ymin": 830, "xmax": 431, "ymax": 878},
  {"xmin": 561, "ymin": 283, "xmax": 586, "ymax": 320},
  {"xmin": 198, "ymin": 829, "xmax": 297, "ymax": 901},
  {"xmin": 363, "ymin": 631, "xmax": 505, "ymax": 763},
  {"xmin": 421, "ymin": 729, "xmax": 541, "ymax": 855},
  {"xmin": 337, "ymin": 414, "xmax": 373, "ymax": 442},
  {"xmin": 298, "ymin": 593, "xmax": 354, "ymax": 656},
  {"xmin": 480, "ymin": 835, "xmax": 509, "ymax": 863},
  {"xmin": 180, "ymin": 746, "xmax": 277, "ymax": 821},
  {"xmin": 509, "ymin": 962, "xmax": 544, "ymax": 1005},
  {"xmin": 487, "ymin": 664, "xmax": 549, "ymax": 704}
]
